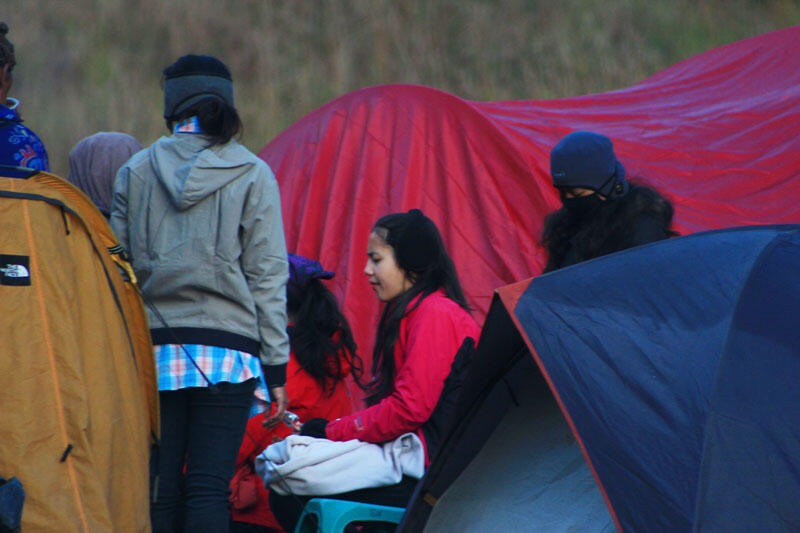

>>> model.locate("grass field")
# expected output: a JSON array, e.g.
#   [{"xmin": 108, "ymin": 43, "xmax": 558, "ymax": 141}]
[{"xmin": 3, "ymin": 0, "xmax": 799, "ymax": 176}]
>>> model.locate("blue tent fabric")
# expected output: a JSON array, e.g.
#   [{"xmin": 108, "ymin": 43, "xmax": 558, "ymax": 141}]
[
  {"xmin": 0, "ymin": 476, "xmax": 24, "ymax": 532},
  {"xmin": 513, "ymin": 225, "xmax": 800, "ymax": 532},
  {"xmin": 695, "ymin": 230, "xmax": 800, "ymax": 531}
]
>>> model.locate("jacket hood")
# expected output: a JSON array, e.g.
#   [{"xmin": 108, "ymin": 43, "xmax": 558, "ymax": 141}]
[{"xmin": 149, "ymin": 134, "xmax": 255, "ymax": 211}]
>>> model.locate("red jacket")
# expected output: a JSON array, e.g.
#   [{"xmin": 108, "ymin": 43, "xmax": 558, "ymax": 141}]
[
  {"xmin": 325, "ymin": 290, "xmax": 480, "ymax": 463},
  {"xmin": 231, "ymin": 347, "xmax": 354, "ymax": 529}
]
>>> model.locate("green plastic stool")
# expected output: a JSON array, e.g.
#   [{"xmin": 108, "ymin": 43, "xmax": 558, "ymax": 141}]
[{"xmin": 294, "ymin": 498, "xmax": 405, "ymax": 533}]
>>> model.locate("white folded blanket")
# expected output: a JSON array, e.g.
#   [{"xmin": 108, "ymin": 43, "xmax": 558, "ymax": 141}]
[{"xmin": 255, "ymin": 433, "xmax": 425, "ymax": 496}]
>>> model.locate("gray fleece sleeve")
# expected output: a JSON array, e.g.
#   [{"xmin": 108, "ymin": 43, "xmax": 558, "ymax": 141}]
[
  {"xmin": 109, "ymin": 166, "xmax": 130, "ymax": 253},
  {"xmin": 239, "ymin": 161, "xmax": 290, "ymax": 378}
]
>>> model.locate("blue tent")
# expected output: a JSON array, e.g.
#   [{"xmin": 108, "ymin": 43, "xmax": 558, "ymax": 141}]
[{"xmin": 401, "ymin": 225, "xmax": 800, "ymax": 532}]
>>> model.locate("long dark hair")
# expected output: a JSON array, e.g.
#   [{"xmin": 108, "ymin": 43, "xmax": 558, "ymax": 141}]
[
  {"xmin": 288, "ymin": 277, "xmax": 365, "ymax": 395},
  {"xmin": 168, "ymin": 98, "xmax": 242, "ymax": 146},
  {"xmin": 541, "ymin": 182, "xmax": 677, "ymax": 273},
  {"xmin": 365, "ymin": 210, "xmax": 470, "ymax": 406}
]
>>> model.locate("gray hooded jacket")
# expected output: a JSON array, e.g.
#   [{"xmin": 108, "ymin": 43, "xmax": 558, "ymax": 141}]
[{"xmin": 111, "ymin": 134, "xmax": 289, "ymax": 382}]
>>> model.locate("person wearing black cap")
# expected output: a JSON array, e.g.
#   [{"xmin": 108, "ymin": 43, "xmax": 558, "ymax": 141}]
[
  {"xmin": 541, "ymin": 130, "xmax": 677, "ymax": 272},
  {"xmin": 110, "ymin": 54, "xmax": 290, "ymax": 533},
  {"xmin": 269, "ymin": 209, "xmax": 481, "ymax": 531}
]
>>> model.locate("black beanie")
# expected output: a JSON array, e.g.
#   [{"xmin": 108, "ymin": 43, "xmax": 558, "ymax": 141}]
[
  {"xmin": 163, "ymin": 54, "xmax": 234, "ymax": 120},
  {"xmin": 384, "ymin": 209, "xmax": 442, "ymax": 273}
]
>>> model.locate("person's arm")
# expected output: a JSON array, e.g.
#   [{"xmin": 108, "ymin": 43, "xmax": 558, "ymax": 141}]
[
  {"xmin": 109, "ymin": 165, "xmax": 130, "ymax": 253},
  {"xmin": 326, "ymin": 299, "xmax": 471, "ymax": 443},
  {"xmin": 265, "ymin": 385, "xmax": 289, "ymax": 427},
  {"xmin": 239, "ymin": 161, "xmax": 290, "ymax": 423}
]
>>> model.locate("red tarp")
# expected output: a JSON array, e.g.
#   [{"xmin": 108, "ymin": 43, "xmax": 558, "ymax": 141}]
[{"xmin": 259, "ymin": 26, "xmax": 800, "ymax": 365}]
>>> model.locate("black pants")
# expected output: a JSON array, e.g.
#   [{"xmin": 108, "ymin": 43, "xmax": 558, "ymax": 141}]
[
  {"xmin": 269, "ymin": 475, "xmax": 418, "ymax": 531},
  {"xmin": 150, "ymin": 379, "xmax": 256, "ymax": 533}
]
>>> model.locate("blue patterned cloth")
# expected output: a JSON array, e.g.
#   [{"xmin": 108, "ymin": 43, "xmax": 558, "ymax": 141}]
[
  {"xmin": 154, "ymin": 343, "xmax": 270, "ymax": 416},
  {"xmin": 0, "ymin": 103, "xmax": 49, "ymax": 171}
]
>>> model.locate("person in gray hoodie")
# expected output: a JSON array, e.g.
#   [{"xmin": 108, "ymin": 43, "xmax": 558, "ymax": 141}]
[{"xmin": 110, "ymin": 54, "xmax": 289, "ymax": 533}]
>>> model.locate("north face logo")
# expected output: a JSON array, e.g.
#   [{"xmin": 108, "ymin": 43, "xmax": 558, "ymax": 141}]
[
  {"xmin": 0, "ymin": 255, "xmax": 31, "ymax": 286},
  {"xmin": 1, "ymin": 264, "xmax": 28, "ymax": 277}
]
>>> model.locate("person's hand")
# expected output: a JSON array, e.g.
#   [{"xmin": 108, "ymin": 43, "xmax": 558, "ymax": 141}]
[{"xmin": 263, "ymin": 385, "xmax": 288, "ymax": 428}]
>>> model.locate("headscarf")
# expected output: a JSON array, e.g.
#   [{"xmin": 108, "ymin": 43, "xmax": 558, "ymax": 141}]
[{"xmin": 67, "ymin": 132, "xmax": 142, "ymax": 216}]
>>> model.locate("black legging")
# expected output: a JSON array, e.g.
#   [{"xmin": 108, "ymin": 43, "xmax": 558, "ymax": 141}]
[{"xmin": 269, "ymin": 475, "xmax": 418, "ymax": 531}]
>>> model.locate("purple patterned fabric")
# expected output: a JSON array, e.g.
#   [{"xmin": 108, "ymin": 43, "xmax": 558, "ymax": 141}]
[{"xmin": 288, "ymin": 253, "xmax": 334, "ymax": 290}]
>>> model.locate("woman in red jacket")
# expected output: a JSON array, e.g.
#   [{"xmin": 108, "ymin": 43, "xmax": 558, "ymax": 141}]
[
  {"xmin": 270, "ymin": 209, "xmax": 480, "ymax": 531},
  {"xmin": 230, "ymin": 254, "xmax": 364, "ymax": 533}
]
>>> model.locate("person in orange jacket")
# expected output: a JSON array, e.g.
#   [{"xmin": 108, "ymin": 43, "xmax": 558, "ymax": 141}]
[{"xmin": 230, "ymin": 253, "xmax": 365, "ymax": 533}]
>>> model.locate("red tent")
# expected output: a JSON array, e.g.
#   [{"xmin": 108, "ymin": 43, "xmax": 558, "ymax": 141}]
[{"xmin": 259, "ymin": 26, "xmax": 800, "ymax": 369}]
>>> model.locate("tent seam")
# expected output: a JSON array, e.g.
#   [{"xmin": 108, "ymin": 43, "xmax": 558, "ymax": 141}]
[
  {"xmin": 690, "ymin": 229, "xmax": 796, "ymax": 530},
  {"xmin": 20, "ymin": 186, "xmax": 91, "ymax": 533}
]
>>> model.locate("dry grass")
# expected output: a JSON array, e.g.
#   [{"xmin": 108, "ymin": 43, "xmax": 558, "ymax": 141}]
[{"xmin": 3, "ymin": 0, "xmax": 798, "ymax": 175}]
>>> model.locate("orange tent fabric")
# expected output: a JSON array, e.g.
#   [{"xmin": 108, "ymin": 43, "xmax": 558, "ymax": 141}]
[{"xmin": 0, "ymin": 171, "xmax": 158, "ymax": 532}]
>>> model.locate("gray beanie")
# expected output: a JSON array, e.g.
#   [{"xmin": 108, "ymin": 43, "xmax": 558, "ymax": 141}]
[
  {"xmin": 550, "ymin": 131, "xmax": 629, "ymax": 199},
  {"xmin": 162, "ymin": 54, "xmax": 234, "ymax": 120}
]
